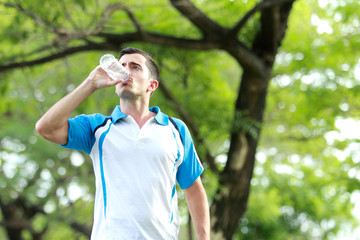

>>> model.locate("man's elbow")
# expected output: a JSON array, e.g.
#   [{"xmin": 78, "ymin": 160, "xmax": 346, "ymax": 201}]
[
  {"xmin": 35, "ymin": 119, "xmax": 68, "ymax": 145},
  {"xmin": 35, "ymin": 119, "xmax": 48, "ymax": 138}
]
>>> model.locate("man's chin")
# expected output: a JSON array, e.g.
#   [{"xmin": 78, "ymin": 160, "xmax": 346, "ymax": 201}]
[{"xmin": 118, "ymin": 90, "xmax": 136, "ymax": 100}]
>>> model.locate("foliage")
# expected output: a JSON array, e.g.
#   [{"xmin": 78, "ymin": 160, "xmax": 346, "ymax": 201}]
[
  {"xmin": 235, "ymin": 0, "xmax": 360, "ymax": 239},
  {"xmin": 0, "ymin": 0, "xmax": 360, "ymax": 239}
]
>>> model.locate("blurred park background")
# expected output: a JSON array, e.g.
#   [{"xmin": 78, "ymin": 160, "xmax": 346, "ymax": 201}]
[{"xmin": 0, "ymin": 0, "xmax": 359, "ymax": 239}]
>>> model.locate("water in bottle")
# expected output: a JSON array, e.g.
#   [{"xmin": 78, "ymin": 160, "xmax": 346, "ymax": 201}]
[{"xmin": 99, "ymin": 54, "xmax": 129, "ymax": 81}]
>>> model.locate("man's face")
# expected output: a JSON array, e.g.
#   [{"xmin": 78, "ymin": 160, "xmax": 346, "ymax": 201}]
[{"xmin": 115, "ymin": 53, "xmax": 156, "ymax": 99}]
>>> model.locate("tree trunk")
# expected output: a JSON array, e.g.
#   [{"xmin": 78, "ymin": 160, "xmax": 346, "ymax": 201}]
[
  {"xmin": 0, "ymin": 198, "xmax": 26, "ymax": 240},
  {"xmin": 0, "ymin": 1, "xmax": 296, "ymax": 239},
  {"xmin": 210, "ymin": 1, "xmax": 294, "ymax": 238},
  {"xmin": 210, "ymin": 70, "xmax": 269, "ymax": 240}
]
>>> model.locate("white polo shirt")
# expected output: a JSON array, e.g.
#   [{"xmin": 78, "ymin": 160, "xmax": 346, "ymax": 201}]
[{"xmin": 61, "ymin": 106, "xmax": 204, "ymax": 240}]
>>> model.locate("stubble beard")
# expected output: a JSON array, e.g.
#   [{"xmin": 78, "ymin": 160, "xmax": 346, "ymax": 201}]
[{"xmin": 118, "ymin": 90, "xmax": 137, "ymax": 101}]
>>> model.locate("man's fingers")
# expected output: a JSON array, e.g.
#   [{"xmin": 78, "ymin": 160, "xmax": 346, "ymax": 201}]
[{"xmin": 108, "ymin": 79, "xmax": 122, "ymax": 86}]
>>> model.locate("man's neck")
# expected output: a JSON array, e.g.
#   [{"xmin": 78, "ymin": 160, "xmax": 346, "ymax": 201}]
[{"xmin": 120, "ymin": 99, "xmax": 155, "ymax": 128}]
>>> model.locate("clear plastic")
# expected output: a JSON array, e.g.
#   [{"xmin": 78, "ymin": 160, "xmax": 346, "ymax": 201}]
[{"xmin": 99, "ymin": 54, "xmax": 129, "ymax": 81}]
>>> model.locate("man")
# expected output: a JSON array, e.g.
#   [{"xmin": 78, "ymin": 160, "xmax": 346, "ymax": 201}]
[{"xmin": 35, "ymin": 47, "xmax": 210, "ymax": 240}]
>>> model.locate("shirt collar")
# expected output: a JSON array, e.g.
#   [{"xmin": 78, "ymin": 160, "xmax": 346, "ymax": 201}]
[
  {"xmin": 110, "ymin": 105, "xmax": 127, "ymax": 123},
  {"xmin": 150, "ymin": 106, "xmax": 169, "ymax": 125},
  {"xmin": 111, "ymin": 105, "xmax": 169, "ymax": 126}
]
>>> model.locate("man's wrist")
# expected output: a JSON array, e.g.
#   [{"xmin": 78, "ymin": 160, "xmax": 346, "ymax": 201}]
[{"xmin": 82, "ymin": 77, "xmax": 99, "ymax": 93}]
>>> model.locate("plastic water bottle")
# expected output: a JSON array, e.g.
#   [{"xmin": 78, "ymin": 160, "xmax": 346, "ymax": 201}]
[{"xmin": 99, "ymin": 54, "xmax": 129, "ymax": 81}]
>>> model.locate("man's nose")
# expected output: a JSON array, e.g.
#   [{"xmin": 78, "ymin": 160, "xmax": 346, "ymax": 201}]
[
  {"xmin": 123, "ymin": 64, "xmax": 130, "ymax": 71},
  {"xmin": 121, "ymin": 64, "xmax": 132, "ymax": 77},
  {"xmin": 121, "ymin": 63, "xmax": 131, "ymax": 74}
]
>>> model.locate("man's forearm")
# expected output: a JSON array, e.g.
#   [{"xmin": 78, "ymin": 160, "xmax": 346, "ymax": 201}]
[
  {"xmin": 184, "ymin": 178, "xmax": 211, "ymax": 240},
  {"xmin": 36, "ymin": 65, "xmax": 122, "ymax": 144},
  {"xmin": 35, "ymin": 79, "xmax": 96, "ymax": 145}
]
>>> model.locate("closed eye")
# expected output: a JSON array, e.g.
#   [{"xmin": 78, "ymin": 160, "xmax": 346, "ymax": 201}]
[
  {"xmin": 121, "ymin": 61, "xmax": 142, "ymax": 71},
  {"xmin": 132, "ymin": 65, "xmax": 141, "ymax": 70}
]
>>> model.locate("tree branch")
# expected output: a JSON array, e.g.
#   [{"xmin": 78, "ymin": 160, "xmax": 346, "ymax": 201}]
[
  {"xmin": 0, "ymin": 1, "xmax": 266, "ymax": 78},
  {"xmin": 0, "ymin": 31, "xmax": 221, "ymax": 73},
  {"xmin": 230, "ymin": 0, "xmax": 295, "ymax": 37},
  {"xmin": 141, "ymin": 32, "xmax": 221, "ymax": 49},
  {"xmin": 0, "ymin": 42, "xmax": 106, "ymax": 72},
  {"xmin": 59, "ymin": 0, "xmax": 80, "ymax": 30},
  {"xmin": 121, "ymin": 4, "xmax": 144, "ymax": 34},
  {"xmin": 0, "ymin": 195, "xmax": 5, "ymax": 215},
  {"xmin": 93, "ymin": 3, "xmax": 143, "ymax": 35},
  {"xmin": 0, "ymin": 27, "xmax": 265, "ymax": 86},
  {"xmin": 225, "ymin": 43, "xmax": 269, "ymax": 79},
  {"xmin": 0, "ymin": 219, "xmax": 32, "ymax": 230},
  {"xmin": 69, "ymin": 221, "xmax": 91, "ymax": 237},
  {"xmin": 1, "ymin": 2, "xmax": 58, "ymax": 31},
  {"xmin": 251, "ymin": 0, "xmax": 295, "ymax": 66},
  {"xmin": 3, "ymin": 45, "xmax": 55, "ymax": 64},
  {"xmin": 56, "ymin": 215, "xmax": 91, "ymax": 237},
  {"xmin": 170, "ymin": 0, "xmax": 228, "ymax": 38}
]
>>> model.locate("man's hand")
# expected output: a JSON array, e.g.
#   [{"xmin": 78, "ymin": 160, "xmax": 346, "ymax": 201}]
[{"xmin": 86, "ymin": 66, "xmax": 123, "ymax": 90}]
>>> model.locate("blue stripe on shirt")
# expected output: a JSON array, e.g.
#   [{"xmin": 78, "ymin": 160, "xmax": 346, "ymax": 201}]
[{"xmin": 98, "ymin": 121, "xmax": 112, "ymax": 217}]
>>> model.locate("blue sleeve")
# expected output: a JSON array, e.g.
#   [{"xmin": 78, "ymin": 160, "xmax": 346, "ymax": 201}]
[
  {"xmin": 173, "ymin": 119, "xmax": 204, "ymax": 189},
  {"xmin": 60, "ymin": 115, "xmax": 95, "ymax": 155}
]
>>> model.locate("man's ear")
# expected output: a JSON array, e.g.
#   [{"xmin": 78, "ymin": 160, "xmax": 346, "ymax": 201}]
[{"xmin": 148, "ymin": 79, "xmax": 159, "ymax": 92}]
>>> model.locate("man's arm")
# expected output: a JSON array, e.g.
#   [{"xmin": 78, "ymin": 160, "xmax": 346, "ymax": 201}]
[
  {"xmin": 35, "ymin": 66, "xmax": 121, "ymax": 145},
  {"xmin": 184, "ymin": 177, "xmax": 210, "ymax": 240}
]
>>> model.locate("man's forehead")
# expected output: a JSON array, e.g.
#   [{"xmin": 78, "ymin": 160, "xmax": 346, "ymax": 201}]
[{"xmin": 119, "ymin": 53, "xmax": 146, "ymax": 64}]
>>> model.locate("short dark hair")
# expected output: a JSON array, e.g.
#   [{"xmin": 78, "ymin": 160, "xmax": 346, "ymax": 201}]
[{"xmin": 119, "ymin": 47, "xmax": 160, "ymax": 82}]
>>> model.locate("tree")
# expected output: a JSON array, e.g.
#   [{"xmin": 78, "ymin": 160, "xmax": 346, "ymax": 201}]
[
  {"xmin": 235, "ymin": 0, "xmax": 360, "ymax": 238},
  {"xmin": 1, "ymin": 0, "xmax": 359, "ymax": 239}
]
